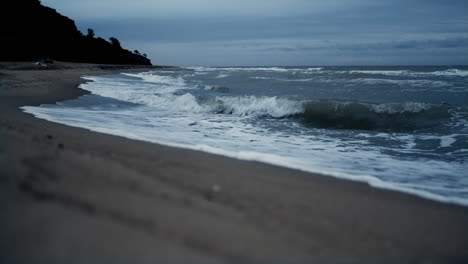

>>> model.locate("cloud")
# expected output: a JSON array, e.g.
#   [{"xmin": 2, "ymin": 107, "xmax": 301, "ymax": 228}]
[
  {"xmin": 41, "ymin": 0, "xmax": 468, "ymax": 66},
  {"xmin": 338, "ymin": 37, "xmax": 468, "ymax": 52},
  {"xmin": 42, "ymin": 0, "xmax": 354, "ymax": 19},
  {"xmin": 126, "ymin": 36, "xmax": 468, "ymax": 66}
]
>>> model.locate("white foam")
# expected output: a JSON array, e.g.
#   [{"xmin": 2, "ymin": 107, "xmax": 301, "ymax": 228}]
[
  {"xmin": 353, "ymin": 78, "xmax": 451, "ymax": 88},
  {"xmin": 189, "ymin": 66, "xmax": 323, "ymax": 73},
  {"xmin": 214, "ymin": 96, "xmax": 304, "ymax": 118},
  {"xmin": 250, "ymin": 76, "xmax": 273, "ymax": 80},
  {"xmin": 371, "ymin": 102, "xmax": 431, "ymax": 114},
  {"xmin": 429, "ymin": 69, "xmax": 468, "ymax": 77},
  {"xmin": 349, "ymin": 70, "xmax": 410, "ymax": 76},
  {"xmin": 123, "ymin": 72, "xmax": 186, "ymax": 86},
  {"xmin": 82, "ymin": 74, "xmax": 309, "ymax": 118},
  {"xmin": 80, "ymin": 73, "xmax": 204, "ymax": 110},
  {"xmin": 190, "ymin": 67, "xmax": 467, "ymax": 78},
  {"xmin": 215, "ymin": 73, "xmax": 230, "ymax": 79},
  {"xmin": 278, "ymin": 78, "xmax": 315, "ymax": 82},
  {"xmin": 348, "ymin": 69, "xmax": 468, "ymax": 78},
  {"xmin": 440, "ymin": 135, "xmax": 457, "ymax": 148},
  {"xmin": 190, "ymin": 67, "xmax": 289, "ymax": 72}
]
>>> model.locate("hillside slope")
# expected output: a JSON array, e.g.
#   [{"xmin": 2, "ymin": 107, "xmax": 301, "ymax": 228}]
[{"xmin": 0, "ymin": 0, "xmax": 151, "ymax": 65}]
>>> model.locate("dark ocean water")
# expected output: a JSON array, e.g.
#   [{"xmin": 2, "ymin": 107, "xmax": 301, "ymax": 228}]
[{"xmin": 23, "ymin": 66, "xmax": 468, "ymax": 205}]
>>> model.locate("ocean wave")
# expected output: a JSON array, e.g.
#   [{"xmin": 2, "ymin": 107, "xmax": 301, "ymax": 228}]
[
  {"xmin": 215, "ymin": 73, "xmax": 230, "ymax": 78},
  {"xmin": 100, "ymin": 88, "xmax": 451, "ymax": 132},
  {"xmin": 349, "ymin": 70, "xmax": 410, "ymax": 76},
  {"xmin": 250, "ymin": 76, "xmax": 273, "ymax": 80},
  {"xmin": 211, "ymin": 96, "xmax": 303, "ymax": 118},
  {"xmin": 190, "ymin": 66, "xmax": 290, "ymax": 72},
  {"xmin": 370, "ymin": 102, "xmax": 431, "ymax": 113},
  {"xmin": 29, "ymin": 71, "xmax": 468, "ymax": 207},
  {"xmin": 352, "ymin": 78, "xmax": 451, "ymax": 87},
  {"xmin": 204, "ymin": 96, "xmax": 454, "ymax": 131},
  {"xmin": 300, "ymin": 101, "xmax": 452, "ymax": 131},
  {"xmin": 348, "ymin": 69, "xmax": 468, "ymax": 78},
  {"xmin": 190, "ymin": 66, "xmax": 324, "ymax": 73},
  {"xmin": 192, "ymin": 67, "xmax": 467, "ymax": 77},
  {"xmin": 277, "ymin": 78, "xmax": 315, "ymax": 82},
  {"xmin": 84, "ymin": 73, "xmax": 461, "ymax": 132},
  {"xmin": 428, "ymin": 69, "xmax": 468, "ymax": 77},
  {"xmin": 123, "ymin": 72, "xmax": 186, "ymax": 86}
]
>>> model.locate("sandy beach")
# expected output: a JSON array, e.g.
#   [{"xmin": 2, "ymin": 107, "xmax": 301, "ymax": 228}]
[{"xmin": 1, "ymin": 61, "xmax": 467, "ymax": 263}]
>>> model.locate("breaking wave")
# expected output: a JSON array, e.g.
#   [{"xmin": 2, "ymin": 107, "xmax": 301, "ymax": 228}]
[
  {"xmin": 207, "ymin": 96, "xmax": 455, "ymax": 131},
  {"xmin": 123, "ymin": 72, "xmax": 186, "ymax": 86},
  {"xmin": 84, "ymin": 72, "xmax": 464, "ymax": 132},
  {"xmin": 211, "ymin": 96, "xmax": 303, "ymax": 118}
]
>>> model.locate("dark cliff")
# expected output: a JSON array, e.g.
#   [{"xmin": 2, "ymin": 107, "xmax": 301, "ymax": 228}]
[{"xmin": 0, "ymin": 0, "xmax": 151, "ymax": 65}]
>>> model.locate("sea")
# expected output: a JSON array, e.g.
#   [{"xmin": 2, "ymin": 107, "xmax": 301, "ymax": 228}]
[{"xmin": 22, "ymin": 66, "xmax": 468, "ymax": 206}]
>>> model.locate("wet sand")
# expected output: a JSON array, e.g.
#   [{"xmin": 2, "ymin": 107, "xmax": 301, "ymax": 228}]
[{"xmin": 1, "ymin": 61, "xmax": 467, "ymax": 263}]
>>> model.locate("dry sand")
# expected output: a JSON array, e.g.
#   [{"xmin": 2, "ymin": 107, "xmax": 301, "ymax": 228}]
[{"xmin": 1, "ymin": 61, "xmax": 467, "ymax": 263}]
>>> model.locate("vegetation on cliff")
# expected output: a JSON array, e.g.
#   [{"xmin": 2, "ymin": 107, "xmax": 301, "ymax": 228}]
[{"xmin": 0, "ymin": 0, "xmax": 151, "ymax": 65}]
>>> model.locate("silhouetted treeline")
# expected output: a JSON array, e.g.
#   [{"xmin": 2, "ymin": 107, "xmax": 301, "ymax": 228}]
[{"xmin": 0, "ymin": 0, "xmax": 151, "ymax": 65}]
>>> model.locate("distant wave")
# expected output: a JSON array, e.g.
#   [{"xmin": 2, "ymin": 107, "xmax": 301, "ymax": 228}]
[
  {"xmin": 348, "ymin": 69, "xmax": 468, "ymax": 77},
  {"xmin": 277, "ymin": 78, "xmax": 315, "ymax": 82},
  {"xmin": 250, "ymin": 76, "xmax": 273, "ymax": 80},
  {"xmin": 190, "ymin": 66, "xmax": 323, "ymax": 73},
  {"xmin": 190, "ymin": 67, "xmax": 467, "ymax": 78},
  {"xmin": 190, "ymin": 67, "xmax": 289, "ymax": 72},
  {"xmin": 352, "ymin": 78, "xmax": 451, "ymax": 87},
  {"xmin": 123, "ymin": 72, "xmax": 186, "ymax": 86},
  {"xmin": 348, "ymin": 70, "xmax": 410, "ymax": 76},
  {"xmin": 215, "ymin": 73, "xmax": 230, "ymax": 79},
  {"xmin": 429, "ymin": 69, "xmax": 468, "ymax": 77}
]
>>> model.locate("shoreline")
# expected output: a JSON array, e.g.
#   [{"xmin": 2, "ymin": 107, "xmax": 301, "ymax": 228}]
[
  {"xmin": 25, "ymin": 102, "xmax": 468, "ymax": 208},
  {"xmin": 1, "ymin": 62, "xmax": 468, "ymax": 262},
  {"xmin": 23, "ymin": 65, "xmax": 468, "ymax": 208}
]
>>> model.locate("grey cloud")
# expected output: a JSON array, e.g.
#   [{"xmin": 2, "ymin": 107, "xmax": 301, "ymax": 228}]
[
  {"xmin": 41, "ymin": 0, "xmax": 468, "ymax": 66},
  {"xmin": 254, "ymin": 37, "xmax": 468, "ymax": 53}
]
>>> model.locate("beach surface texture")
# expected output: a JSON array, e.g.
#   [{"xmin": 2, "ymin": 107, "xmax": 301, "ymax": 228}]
[{"xmin": 1, "ymin": 62, "xmax": 467, "ymax": 263}]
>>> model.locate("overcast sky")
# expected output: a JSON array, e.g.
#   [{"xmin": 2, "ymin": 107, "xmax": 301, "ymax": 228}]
[{"xmin": 42, "ymin": 0, "xmax": 468, "ymax": 66}]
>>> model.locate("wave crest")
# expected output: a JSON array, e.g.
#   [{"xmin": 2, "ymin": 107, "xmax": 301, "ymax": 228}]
[
  {"xmin": 211, "ymin": 96, "xmax": 304, "ymax": 118},
  {"xmin": 301, "ymin": 101, "xmax": 451, "ymax": 130},
  {"xmin": 123, "ymin": 72, "xmax": 186, "ymax": 86},
  {"xmin": 205, "ymin": 96, "xmax": 453, "ymax": 131}
]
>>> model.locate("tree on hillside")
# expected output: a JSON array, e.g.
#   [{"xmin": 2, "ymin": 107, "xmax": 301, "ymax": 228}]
[
  {"xmin": 87, "ymin": 28, "xmax": 95, "ymax": 38},
  {"xmin": 134, "ymin": 50, "xmax": 140, "ymax": 55},
  {"xmin": 109, "ymin": 37, "xmax": 121, "ymax": 49}
]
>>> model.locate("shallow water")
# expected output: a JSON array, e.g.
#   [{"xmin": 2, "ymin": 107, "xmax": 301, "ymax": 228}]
[{"xmin": 23, "ymin": 66, "xmax": 468, "ymax": 206}]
